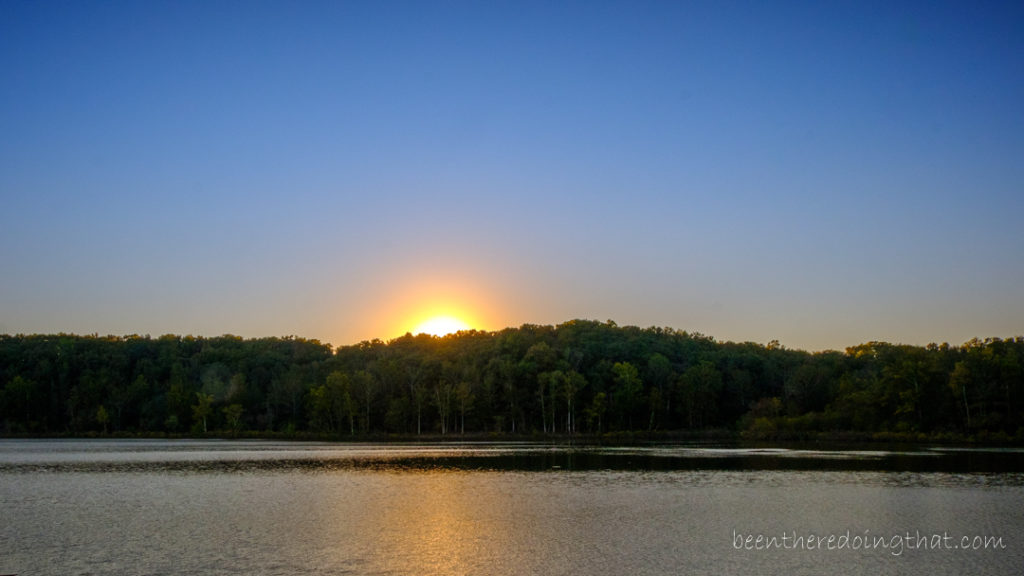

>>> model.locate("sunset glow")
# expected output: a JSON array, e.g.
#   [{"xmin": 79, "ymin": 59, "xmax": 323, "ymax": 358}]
[
  {"xmin": 413, "ymin": 316, "xmax": 471, "ymax": 337},
  {"xmin": 3, "ymin": 2, "xmax": 1022, "ymax": 352}
]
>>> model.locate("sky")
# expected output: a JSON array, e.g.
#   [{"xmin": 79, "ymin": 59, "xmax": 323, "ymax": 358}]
[{"xmin": 2, "ymin": 0, "xmax": 1022, "ymax": 352}]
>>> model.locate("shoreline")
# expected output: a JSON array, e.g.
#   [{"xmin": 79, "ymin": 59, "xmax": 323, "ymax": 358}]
[{"xmin": 3, "ymin": 429, "xmax": 1022, "ymax": 447}]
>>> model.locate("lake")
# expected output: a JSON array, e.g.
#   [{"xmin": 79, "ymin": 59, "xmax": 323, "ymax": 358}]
[{"xmin": 2, "ymin": 440, "xmax": 1023, "ymax": 575}]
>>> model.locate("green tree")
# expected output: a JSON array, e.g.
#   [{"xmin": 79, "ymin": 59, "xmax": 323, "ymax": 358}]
[
  {"xmin": 563, "ymin": 370, "xmax": 586, "ymax": 434},
  {"xmin": 2, "ymin": 375, "xmax": 40, "ymax": 431},
  {"xmin": 585, "ymin": 391, "xmax": 607, "ymax": 433},
  {"xmin": 403, "ymin": 359, "xmax": 428, "ymax": 435},
  {"xmin": 192, "ymin": 393, "xmax": 213, "ymax": 434},
  {"xmin": 309, "ymin": 371, "xmax": 354, "ymax": 435},
  {"xmin": 612, "ymin": 362, "xmax": 643, "ymax": 429},
  {"xmin": 485, "ymin": 356, "xmax": 518, "ymax": 433},
  {"xmin": 222, "ymin": 404, "xmax": 244, "ymax": 435},
  {"xmin": 434, "ymin": 375, "xmax": 454, "ymax": 435},
  {"xmin": 537, "ymin": 370, "xmax": 564, "ymax": 433},
  {"xmin": 353, "ymin": 370, "xmax": 376, "ymax": 433},
  {"xmin": 455, "ymin": 380, "xmax": 475, "ymax": 434},
  {"xmin": 646, "ymin": 353, "xmax": 673, "ymax": 427},
  {"xmin": 96, "ymin": 405, "xmax": 110, "ymax": 433},
  {"xmin": 950, "ymin": 361, "xmax": 972, "ymax": 431},
  {"xmin": 678, "ymin": 361, "xmax": 722, "ymax": 429},
  {"xmin": 166, "ymin": 364, "xmax": 192, "ymax": 432}
]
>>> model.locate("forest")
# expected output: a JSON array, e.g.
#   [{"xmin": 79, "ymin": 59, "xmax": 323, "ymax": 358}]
[{"xmin": 1, "ymin": 320, "xmax": 1023, "ymax": 441}]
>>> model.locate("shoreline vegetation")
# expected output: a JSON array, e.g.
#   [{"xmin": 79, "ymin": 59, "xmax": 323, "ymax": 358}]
[
  {"xmin": 2, "ymin": 320, "xmax": 1023, "ymax": 444},
  {"xmin": 0, "ymin": 429, "xmax": 1019, "ymax": 446},
  {"xmin": 2, "ymin": 426, "xmax": 1015, "ymax": 444}
]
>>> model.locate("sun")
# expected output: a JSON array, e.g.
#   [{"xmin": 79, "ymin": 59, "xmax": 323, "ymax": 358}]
[{"xmin": 413, "ymin": 315, "xmax": 471, "ymax": 337}]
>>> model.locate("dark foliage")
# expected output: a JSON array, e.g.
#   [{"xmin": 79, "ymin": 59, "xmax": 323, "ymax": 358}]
[{"xmin": 2, "ymin": 322, "xmax": 1022, "ymax": 439}]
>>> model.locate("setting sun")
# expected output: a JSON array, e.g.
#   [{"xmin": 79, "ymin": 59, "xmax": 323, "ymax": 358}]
[
  {"xmin": 413, "ymin": 316, "xmax": 471, "ymax": 337},
  {"xmin": 373, "ymin": 273, "xmax": 494, "ymax": 341}
]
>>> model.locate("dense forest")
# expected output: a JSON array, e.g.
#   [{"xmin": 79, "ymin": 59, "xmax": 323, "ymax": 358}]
[{"xmin": 2, "ymin": 320, "xmax": 1023, "ymax": 441}]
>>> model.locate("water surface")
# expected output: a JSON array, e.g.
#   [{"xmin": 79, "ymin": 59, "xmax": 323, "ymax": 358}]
[{"xmin": 1, "ymin": 440, "xmax": 1021, "ymax": 575}]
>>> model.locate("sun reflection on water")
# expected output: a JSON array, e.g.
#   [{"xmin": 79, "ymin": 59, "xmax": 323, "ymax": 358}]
[{"xmin": 329, "ymin": 471, "xmax": 502, "ymax": 575}]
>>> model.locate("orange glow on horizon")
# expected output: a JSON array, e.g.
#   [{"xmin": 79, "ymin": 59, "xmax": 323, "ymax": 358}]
[
  {"xmin": 350, "ymin": 265, "xmax": 503, "ymax": 343},
  {"xmin": 412, "ymin": 315, "xmax": 472, "ymax": 337}
]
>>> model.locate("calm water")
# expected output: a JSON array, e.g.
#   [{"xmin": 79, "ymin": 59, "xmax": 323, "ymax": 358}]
[{"xmin": 2, "ymin": 440, "xmax": 1023, "ymax": 575}]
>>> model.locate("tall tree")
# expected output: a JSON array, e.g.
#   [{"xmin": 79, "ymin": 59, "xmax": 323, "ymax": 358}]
[
  {"xmin": 192, "ymin": 393, "xmax": 213, "ymax": 433},
  {"xmin": 612, "ymin": 362, "xmax": 643, "ymax": 430},
  {"xmin": 455, "ymin": 380, "xmax": 474, "ymax": 435}
]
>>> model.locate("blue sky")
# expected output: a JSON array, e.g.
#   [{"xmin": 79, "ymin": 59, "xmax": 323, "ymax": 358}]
[{"xmin": 2, "ymin": 0, "xmax": 1022, "ymax": 351}]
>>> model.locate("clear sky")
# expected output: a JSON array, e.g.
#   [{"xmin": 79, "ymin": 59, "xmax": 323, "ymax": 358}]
[{"xmin": 2, "ymin": 0, "xmax": 1022, "ymax": 351}]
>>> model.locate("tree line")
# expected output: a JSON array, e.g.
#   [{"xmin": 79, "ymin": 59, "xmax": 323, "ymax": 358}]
[{"xmin": 1, "ymin": 320, "xmax": 1022, "ymax": 440}]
